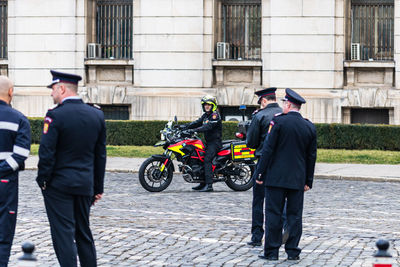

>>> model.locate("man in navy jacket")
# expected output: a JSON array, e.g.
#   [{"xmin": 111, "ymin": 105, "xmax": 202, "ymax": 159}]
[
  {"xmin": 0, "ymin": 76, "xmax": 31, "ymax": 266},
  {"xmin": 255, "ymin": 88, "xmax": 317, "ymax": 261},
  {"xmin": 37, "ymin": 70, "xmax": 106, "ymax": 267}
]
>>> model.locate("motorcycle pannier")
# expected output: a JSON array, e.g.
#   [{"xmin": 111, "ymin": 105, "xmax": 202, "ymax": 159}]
[{"xmin": 231, "ymin": 141, "xmax": 256, "ymax": 161}]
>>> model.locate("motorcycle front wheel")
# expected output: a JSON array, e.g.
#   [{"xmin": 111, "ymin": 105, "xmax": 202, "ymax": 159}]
[
  {"xmin": 225, "ymin": 162, "xmax": 254, "ymax": 191},
  {"xmin": 138, "ymin": 157, "xmax": 173, "ymax": 192}
]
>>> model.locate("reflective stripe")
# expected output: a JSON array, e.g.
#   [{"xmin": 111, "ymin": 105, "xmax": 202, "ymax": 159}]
[
  {"xmin": 0, "ymin": 122, "xmax": 18, "ymax": 132},
  {"xmin": 6, "ymin": 156, "xmax": 18, "ymax": 171},
  {"xmin": 13, "ymin": 145, "xmax": 30, "ymax": 157},
  {"xmin": 0, "ymin": 152, "xmax": 12, "ymax": 160}
]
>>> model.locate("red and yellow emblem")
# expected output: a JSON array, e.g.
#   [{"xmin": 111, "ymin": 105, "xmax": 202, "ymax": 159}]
[
  {"xmin": 43, "ymin": 117, "xmax": 53, "ymax": 134},
  {"xmin": 268, "ymin": 121, "xmax": 275, "ymax": 133}
]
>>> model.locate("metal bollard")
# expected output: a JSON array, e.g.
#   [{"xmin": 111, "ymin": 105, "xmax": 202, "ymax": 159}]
[
  {"xmin": 16, "ymin": 242, "xmax": 37, "ymax": 267},
  {"xmin": 372, "ymin": 239, "xmax": 393, "ymax": 267}
]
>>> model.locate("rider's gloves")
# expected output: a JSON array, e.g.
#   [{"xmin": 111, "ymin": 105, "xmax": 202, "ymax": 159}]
[{"xmin": 182, "ymin": 129, "xmax": 194, "ymax": 136}]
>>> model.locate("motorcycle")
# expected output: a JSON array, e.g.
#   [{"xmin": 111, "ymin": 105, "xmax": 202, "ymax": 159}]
[{"xmin": 138, "ymin": 116, "xmax": 256, "ymax": 192}]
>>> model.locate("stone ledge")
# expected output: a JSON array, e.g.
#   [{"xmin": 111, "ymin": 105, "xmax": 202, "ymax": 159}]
[
  {"xmin": 84, "ymin": 59, "xmax": 134, "ymax": 66},
  {"xmin": 212, "ymin": 59, "xmax": 262, "ymax": 67},
  {"xmin": 344, "ymin": 60, "xmax": 395, "ymax": 68}
]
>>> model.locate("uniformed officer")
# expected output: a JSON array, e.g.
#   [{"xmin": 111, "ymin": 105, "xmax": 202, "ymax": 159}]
[
  {"xmin": 0, "ymin": 76, "xmax": 31, "ymax": 267},
  {"xmin": 246, "ymin": 87, "xmax": 282, "ymax": 247},
  {"xmin": 37, "ymin": 70, "xmax": 106, "ymax": 267},
  {"xmin": 255, "ymin": 88, "xmax": 317, "ymax": 261},
  {"xmin": 183, "ymin": 95, "xmax": 222, "ymax": 192}
]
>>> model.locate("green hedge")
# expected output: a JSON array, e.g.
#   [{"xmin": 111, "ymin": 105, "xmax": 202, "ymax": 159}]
[
  {"xmin": 316, "ymin": 123, "xmax": 400, "ymax": 150},
  {"xmin": 29, "ymin": 118, "xmax": 400, "ymax": 150}
]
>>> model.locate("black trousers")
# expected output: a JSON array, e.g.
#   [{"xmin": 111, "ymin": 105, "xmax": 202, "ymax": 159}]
[
  {"xmin": 204, "ymin": 142, "xmax": 220, "ymax": 185},
  {"xmin": 0, "ymin": 178, "xmax": 18, "ymax": 267},
  {"xmin": 264, "ymin": 186, "xmax": 304, "ymax": 258},
  {"xmin": 42, "ymin": 186, "xmax": 97, "ymax": 267},
  {"xmin": 251, "ymin": 173, "xmax": 288, "ymax": 243},
  {"xmin": 250, "ymin": 174, "xmax": 265, "ymax": 242}
]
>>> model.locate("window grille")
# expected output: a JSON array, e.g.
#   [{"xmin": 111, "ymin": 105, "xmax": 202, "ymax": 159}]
[
  {"xmin": 221, "ymin": 0, "xmax": 261, "ymax": 60},
  {"xmin": 351, "ymin": 108, "xmax": 389, "ymax": 124},
  {"xmin": 350, "ymin": 0, "xmax": 393, "ymax": 61},
  {"xmin": 0, "ymin": 0, "xmax": 6, "ymax": 59},
  {"xmin": 99, "ymin": 105, "xmax": 130, "ymax": 120},
  {"xmin": 96, "ymin": 0, "xmax": 133, "ymax": 59}
]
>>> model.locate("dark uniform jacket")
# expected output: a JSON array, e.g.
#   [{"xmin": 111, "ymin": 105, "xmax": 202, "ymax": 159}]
[
  {"xmin": 0, "ymin": 100, "xmax": 31, "ymax": 178},
  {"xmin": 37, "ymin": 99, "xmax": 107, "ymax": 196},
  {"xmin": 255, "ymin": 111, "xmax": 317, "ymax": 190},
  {"xmin": 186, "ymin": 112, "xmax": 222, "ymax": 144},
  {"xmin": 246, "ymin": 103, "xmax": 282, "ymax": 157}
]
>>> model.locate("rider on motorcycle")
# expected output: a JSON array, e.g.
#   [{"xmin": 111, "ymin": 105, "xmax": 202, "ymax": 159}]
[{"xmin": 182, "ymin": 95, "xmax": 222, "ymax": 192}]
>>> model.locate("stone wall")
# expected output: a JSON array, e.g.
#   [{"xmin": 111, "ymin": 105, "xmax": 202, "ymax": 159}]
[
  {"xmin": 6, "ymin": 0, "xmax": 400, "ymax": 124},
  {"xmin": 8, "ymin": 0, "xmax": 85, "ymax": 117}
]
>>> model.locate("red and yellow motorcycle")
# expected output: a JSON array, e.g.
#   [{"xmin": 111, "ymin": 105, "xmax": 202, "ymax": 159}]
[{"xmin": 138, "ymin": 118, "xmax": 256, "ymax": 192}]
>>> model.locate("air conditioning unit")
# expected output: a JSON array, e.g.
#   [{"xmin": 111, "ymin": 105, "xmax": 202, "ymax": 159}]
[
  {"xmin": 87, "ymin": 43, "xmax": 101, "ymax": 59},
  {"xmin": 351, "ymin": 43, "xmax": 360, "ymax": 60},
  {"xmin": 216, "ymin": 42, "xmax": 230, "ymax": 59}
]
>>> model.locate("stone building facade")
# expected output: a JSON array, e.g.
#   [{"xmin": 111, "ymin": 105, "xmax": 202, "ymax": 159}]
[{"xmin": 2, "ymin": 0, "xmax": 400, "ymax": 124}]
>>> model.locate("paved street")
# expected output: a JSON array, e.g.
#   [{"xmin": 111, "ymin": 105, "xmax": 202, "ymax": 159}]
[{"xmin": 9, "ymin": 171, "xmax": 400, "ymax": 266}]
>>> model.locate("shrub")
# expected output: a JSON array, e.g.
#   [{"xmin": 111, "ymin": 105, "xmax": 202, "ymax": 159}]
[{"xmin": 29, "ymin": 118, "xmax": 400, "ymax": 150}]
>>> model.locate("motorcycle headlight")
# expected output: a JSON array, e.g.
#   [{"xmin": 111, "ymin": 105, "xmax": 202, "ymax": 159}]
[{"xmin": 161, "ymin": 132, "xmax": 165, "ymax": 141}]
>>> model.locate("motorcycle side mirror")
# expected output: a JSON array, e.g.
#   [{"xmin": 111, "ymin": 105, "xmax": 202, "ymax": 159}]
[
  {"xmin": 239, "ymin": 105, "xmax": 247, "ymax": 121},
  {"xmin": 174, "ymin": 115, "xmax": 178, "ymax": 124}
]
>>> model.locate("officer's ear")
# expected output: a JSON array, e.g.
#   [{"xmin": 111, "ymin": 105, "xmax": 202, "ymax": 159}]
[
  {"xmin": 59, "ymin": 84, "xmax": 67, "ymax": 95},
  {"xmin": 7, "ymin": 87, "xmax": 13, "ymax": 102}
]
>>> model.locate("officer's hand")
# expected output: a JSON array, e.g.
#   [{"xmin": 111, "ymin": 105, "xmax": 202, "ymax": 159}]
[
  {"xmin": 304, "ymin": 185, "xmax": 310, "ymax": 192},
  {"xmin": 255, "ymin": 173, "xmax": 263, "ymax": 185},
  {"xmin": 92, "ymin": 193, "xmax": 103, "ymax": 206},
  {"xmin": 255, "ymin": 180, "xmax": 263, "ymax": 185},
  {"xmin": 36, "ymin": 178, "xmax": 47, "ymax": 190}
]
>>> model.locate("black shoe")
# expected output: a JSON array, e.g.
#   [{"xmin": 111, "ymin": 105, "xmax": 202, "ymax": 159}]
[
  {"xmin": 198, "ymin": 184, "xmax": 213, "ymax": 192},
  {"xmin": 247, "ymin": 241, "xmax": 262, "ymax": 247},
  {"xmin": 192, "ymin": 183, "xmax": 205, "ymax": 190},
  {"xmin": 258, "ymin": 255, "xmax": 278, "ymax": 261},
  {"xmin": 287, "ymin": 256, "xmax": 300, "ymax": 261},
  {"xmin": 282, "ymin": 229, "xmax": 289, "ymax": 245}
]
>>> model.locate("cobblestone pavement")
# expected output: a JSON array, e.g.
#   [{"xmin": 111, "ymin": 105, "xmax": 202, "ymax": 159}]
[{"xmin": 8, "ymin": 171, "xmax": 400, "ymax": 266}]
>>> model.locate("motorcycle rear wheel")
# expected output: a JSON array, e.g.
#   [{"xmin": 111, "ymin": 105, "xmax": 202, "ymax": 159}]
[
  {"xmin": 138, "ymin": 157, "xmax": 173, "ymax": 192},
  {"xmin": 225, "ymin": 162, "xmax": 254, "ymax": 191}
]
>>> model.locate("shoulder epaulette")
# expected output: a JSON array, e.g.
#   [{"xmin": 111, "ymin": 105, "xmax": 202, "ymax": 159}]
[
  {"xmin": 252, "ymin": 109, "xmax": 259, "ymax": 115},
  {"xmin": 48, "ymin": 104, "xmax": 61, "ymax": 111},
  {"xmin": 274, "ymin": 112, "xmax": 285, "ymax": 117},
  {"xmin": 87, "ymin": 103, "xmax": 101, "ymax": 109}
]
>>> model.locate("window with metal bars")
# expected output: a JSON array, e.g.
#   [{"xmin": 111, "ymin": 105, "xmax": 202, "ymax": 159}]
[
  {"xmin": 349, "ymin": 0, "xmax": 393, "ymax": 61},
  {"xmin": 220, "ymin": 0, "xmax": 261, "ymax": 60},
  {"xmin": 96, "ymin": 0, "xmax": 133, "ymax": 59},
  {"xmin": 0, "ymin": 0, "xmax": 7, "ymax": 59},
  {"xmin": 98, "ymin": 104, "xmax": 130, "ymax": 120}
]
